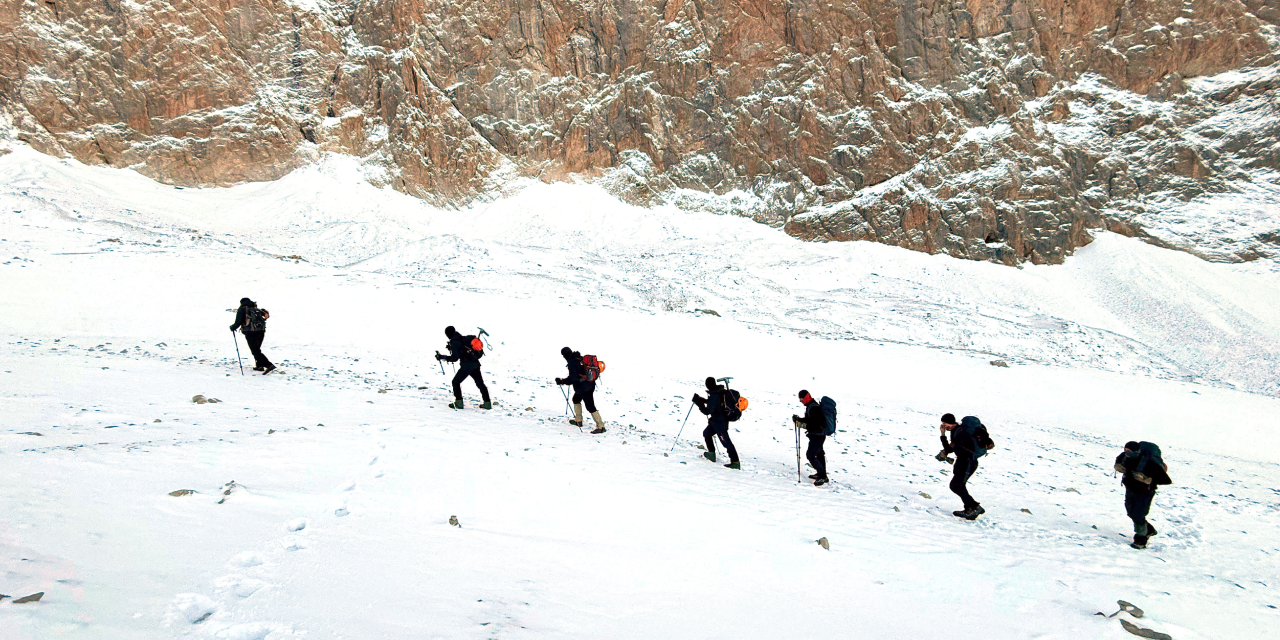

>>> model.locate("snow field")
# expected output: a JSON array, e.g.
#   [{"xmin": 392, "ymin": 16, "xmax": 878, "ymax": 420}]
[{"xmin": 1, "ymin": 146, "xmax": 1279, "ymax": 638}]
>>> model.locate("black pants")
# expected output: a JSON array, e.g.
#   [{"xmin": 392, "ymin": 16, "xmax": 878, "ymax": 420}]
[
  {"xmin": 806, "ymin": 434, "xmax": 827, "ymax": 478},
  {"xmin": 572, "ymin": 382, "xmax": 597, "ymax": 413},
  {"xmin": 243, "ymin": 330, "xmax": 272, "ymax": 368},
  {"xmin": 1125, "ymin": 488, "xmax": 1155, "ymax": 535},
  {"xmin": 703, "ymin": 422, "xmax": 739, "ymax": 463},
  {"xmin": 451, "ymin": 367, "xmax": 490, "ymax": 402},
  {"xmin": 950, "ymin": 456, "xmax": 980, "ymax": 510}
]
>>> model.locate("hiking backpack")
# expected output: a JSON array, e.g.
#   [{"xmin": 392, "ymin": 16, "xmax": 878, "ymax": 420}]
[
  {"xmin": 246, "ymin": 307, "xmax": 269, "ymax": 332},
  {"xmin": 464, "ymin": 335, "xmax": 484, "ymax": 359},
  {"xmin": 972, "ymin": 422, "xmax": 993, "ymax": 458},
  {"xmin": 581, "ymin": 354, "xmax": 605, "ymax": 382},
  {"xmin": 1130, "ymin": 442, "xmax": 1172, "ymax": 486},
  {"xmin": 722, "ymin": 387, "xmax": 747, "ymax": 422},
  {"xmin": 819, "ymin": 396, "xmax": 837, "ymax": 437}
]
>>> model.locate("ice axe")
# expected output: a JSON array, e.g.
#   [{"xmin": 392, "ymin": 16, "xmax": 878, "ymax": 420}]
[{"xmin": 477, "ymin": 327, "xmax": 493, "ymax": 351}]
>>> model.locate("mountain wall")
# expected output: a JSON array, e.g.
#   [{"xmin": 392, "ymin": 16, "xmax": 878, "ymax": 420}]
[{"xmin": 2, "ymin": 0, "xmax": 1278, "ymax": 264}]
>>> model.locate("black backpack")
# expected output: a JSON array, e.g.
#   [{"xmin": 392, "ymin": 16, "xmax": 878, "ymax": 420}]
[
  {"xmin": 463, "ymin": 335, "xmax": 484, "ymax": 360},
  {"xmin": 1130, "ymin": 442, "xmax": 1172, "ymax": 486},
  {"xmin": 722, "ymin": 388, "xmax": 744, "ymax": 422},
  {"xmin": 245, "ymin": 307, "xmax": 269, "ymax": 332}
]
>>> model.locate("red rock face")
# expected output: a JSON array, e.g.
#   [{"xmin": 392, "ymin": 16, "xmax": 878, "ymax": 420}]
[{"xmin": 1, "ymin": 0, "xmax": 1277, "ymax": 263}]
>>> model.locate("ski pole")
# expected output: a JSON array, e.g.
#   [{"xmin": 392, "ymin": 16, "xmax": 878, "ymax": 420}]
[
  {"xmin": 559, "ymin": 385, "xmax": 570, "ymax": 416},
  {"xmin": 231, "ymin": 330, "xmax": 244, "ymax": 376},
  {"xmin": 670, "ymin": 402, "xmax": 695, "ymax": 452},
  {"xmin": 795, "ymin": 423, "xmax": 803, "ymax": 483}
]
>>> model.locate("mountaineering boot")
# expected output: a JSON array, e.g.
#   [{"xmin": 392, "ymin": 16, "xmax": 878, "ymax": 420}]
[
  {"xmin": 703, "ymin": 451, "xmax": 717, "ymax": 463},
  {"xmin": 262, "ymin": 364, "xmax": 276, "ymax": 375},
  {"xmin": 253, "ymin": 366, "xmax": 265, "ymax": 372},
  {"xmin": 1147, "ymin": 524, "xmax": 1158, "ymax": 538},
  {"xmin": 590, "ymin": 411, "xmax": 606, "ymax": 434},
  {"xmin": 813, "ymin": 477, "xmax": 828, "ymax": 486},
  {"xmin": 448, "ymin": 399, "xmax": 464, "ymax": 410},
  {"xmin": 1131, "ymin": 534, "xmax": 1149, "ymax": 549},
  {"xmin": 480, "ymin": 401, "xmax": 492, "ymax": 410},
  {"xmin": 964, "ymin": 505, "xmax": 985, "ymax": 520},
  {"xmin": 724, "ymin": 462, "xmax": 740, "ymax": 470},
  {"xmin": 569, "ymin": 403, "xmax": 584, "ymax": 427},
  {"xmin": 953, "ymin": 510, "xmax": 970, "ymax": 518},
  {"xmin": 808, "ymin": 473, "xmax": 821, "ymax": 479}
]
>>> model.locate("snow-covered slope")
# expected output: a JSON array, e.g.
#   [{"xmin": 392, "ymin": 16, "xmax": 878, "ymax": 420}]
[{"xmin": 2, "ymin": 148, "xmax": 1279, "ymax": 639}]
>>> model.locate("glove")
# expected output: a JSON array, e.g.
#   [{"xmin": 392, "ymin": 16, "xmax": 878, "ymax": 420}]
[
  {"xmin": 434, "ymin": 352, "xmax": 444, "ymax": 361},
  {"xmin": 229, "ymin": 325, "xmax": 236, "ymax": 332},
  {"xmin": 555, "ymin": 378, "xmax": 565, "ymax": 385},
  {"xmin": 936, "ymin": 450, "xmax": 953, "ymax": 463},
  {"xmin": 693, "ymin": 393, "xmax": 704, "ymax": 403}
]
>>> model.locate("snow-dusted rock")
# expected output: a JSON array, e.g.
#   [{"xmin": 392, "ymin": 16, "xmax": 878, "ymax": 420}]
[
  {"xmin": 1, "ymin": 0, "xmax": 1278, "ymax": 264},
  {"xmin": 172, "ymin": 593, "xmax": 217, "ymax": 623}
]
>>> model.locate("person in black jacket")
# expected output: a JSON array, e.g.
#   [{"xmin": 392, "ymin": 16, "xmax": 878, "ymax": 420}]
[
  {"xmin": 1115, "ymin": 441, "xmax": 1167, "ymax": 549},
  {"xmin": 229, "ymin": 297, "xmax": 274, "ymax": 374},
  {"xmin": 939, "ymin": 413, "xmax": 984, "ymax": 520},
  {"xmin": 693, "ymin": 377, "xmax": 740, "ymax": 469},
  {"xmin": 792, "ymin": 390, "xmax": 828, "ymax": 486},
  {"xmin": 435, "ymin": 326, "xmax": 491, "ymax": 410},
  {"xmin": 556, "ymin": 347, "xmax": 605, "ymax": 434}
]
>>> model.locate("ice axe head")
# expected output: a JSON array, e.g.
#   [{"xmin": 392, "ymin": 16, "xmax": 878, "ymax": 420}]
[
  {"xmin": 716, "ymin": 376, "xmax": 733, "ymax": 387},
  {"xmin": 478, "ymin": 327, "xmax": 489, "ymax": 337}
]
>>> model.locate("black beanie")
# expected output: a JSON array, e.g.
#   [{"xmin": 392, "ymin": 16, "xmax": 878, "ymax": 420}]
[
  {"xmin": 1124, "ymin": 441, "xmax": 1140, "ymax": 451},
  {"xmin": 941, "ymin": 413, "xmax": 956, "ymax": 425},
  {"xmin": 561, "ymin": 347, "xmax": 572, "ymax": 356},
  {"xmin": 705, "ymin": 377, "xmax": 717, "ymax": 390},
  {"xmin": 240, "ymin": 297, "xmax": 253, "ymax": 306},
  {"xmin": 445, "ymin": 326, "xmax": 456, "ymax": 337}
]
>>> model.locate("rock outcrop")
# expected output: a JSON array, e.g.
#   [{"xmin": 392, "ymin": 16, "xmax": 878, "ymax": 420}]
[{"xmin": 2, "ymin": 0, "xmax": 1278, "ymax": 263}]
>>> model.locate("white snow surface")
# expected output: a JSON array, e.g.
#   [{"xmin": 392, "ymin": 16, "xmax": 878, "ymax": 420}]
[{"xmin": 1, "ymin": 146, "xmax": 1279, "ymax": 639}]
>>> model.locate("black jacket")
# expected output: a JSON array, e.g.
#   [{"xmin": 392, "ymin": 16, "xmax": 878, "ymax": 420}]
[
  {"xmin": 798, "ymin": 400, "xmax": 825, "ymax": 436},
  {"xmin": 694, "ymin": 386, "xmax": 730, "ymax": 426},
  {"xmin": 558, "ymin": 352, "xmax": 593, "ymax": 391},
  {"xmin": 441, "ymin": 334, "xmax": 481, "ymax": 370},
  {"xmin": 941, "ymin": 416, "xmax": 980, "ymax": 458}
]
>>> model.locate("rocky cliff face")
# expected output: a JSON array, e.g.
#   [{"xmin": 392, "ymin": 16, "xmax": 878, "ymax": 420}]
[{"xmin": 2, "ymin": 0, "xmax": 1278, "ymax": 264}]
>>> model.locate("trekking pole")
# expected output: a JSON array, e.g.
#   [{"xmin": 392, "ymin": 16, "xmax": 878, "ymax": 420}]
[
  {"xmin": 558, "ymin": 385, "xmax": 570, "ymax": 416},
  {"xmin": 231, "ymin": 330, "xmax": 244, "ymax": 376},
  {"xmin": 794, "ymin": 421, "xmax": 802, "ymax": 483},
  {"xmin": 670, "ymin": 402, "xmax": 695, "ymax": 452}
]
